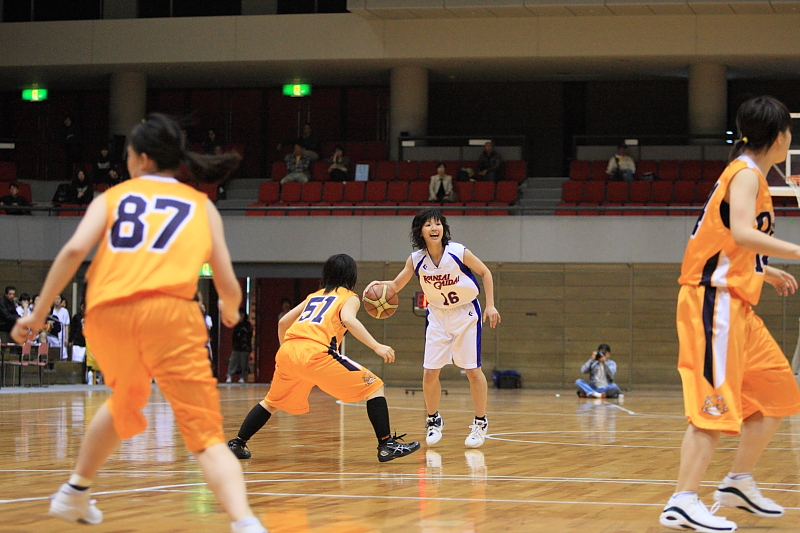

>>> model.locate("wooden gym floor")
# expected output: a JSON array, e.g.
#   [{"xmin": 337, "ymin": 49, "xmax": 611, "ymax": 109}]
[{"xmin": 1, "ymin": 384, "xmax": 799, "ymax": 533}]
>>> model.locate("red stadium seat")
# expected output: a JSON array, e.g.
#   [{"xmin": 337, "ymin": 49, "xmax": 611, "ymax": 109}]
[
  {"xmin": 345, "ymin": 142, "xmax": 366, "ymax": 162},
  {"xmin": 658, "ymin": 161, "xmax": 680, "ymax": 181},
  {"xmin": 455, "ymin": 182, "xmax": 473, "ymax": 203},
  {"xmin": 258, "ymin": 182, "xmax": 280, "ymax": 203},
  {"xmin": 605, "ymin": 182, "xmax": 629, "ymax": 203},
  {"xmin": 473, "ymin": 182, "xmax": 495, "ymax": 202},
  {"xmin": 280, "ymin": 182, "xmax": 302, "ymax": 203},
  {"xmin": 495, "ymin": 181, "xmax": 518, "ymax": 203},
  {"xmin": 409, "ymin": 181, "xmax": 429, "ymax": 203},
  {"xmin": 365, "ymin": 142, "xmax": 387, "ymax": 161},
  {"xmin": 591, "ymin": 160, "xmax": 609, "ymax": 180},
  {"xmin": 629, "ymin": 181, "xmax": 651, "ymax": 203},
  {"xmin": 197, "ymin": 183, "xmax": 217, "ymax": 201},
  {"xmin": 365, "ymin": 182, "xmax": 387, "ymax": 202},
  {"xmin": 311, "ymin": 162, "xmax": 329, "ymax": 181},
  {"xmin": 636, "ymin": 160, "xmax": 657, "ymax": 179},
  {"xmin": 681, "ymin": 160, "xmax": 702, "ymax": 181},
  {"xmin": 561, "ymin": 181, "xmax": 583, "ymax": 203},
  {"xmin": 418, "ymin": 161, "xmax": 439, "ymax": 180},
  {"xmin": 504, "ymin": 160, "xmax": 527, "ymax": 182},
  {"xmin": 323, "ymin": 182, "xmax": 345, "ymax": 204},
  {"xmin": 271, "ymin": 161, "xmax": 287, "ymax": 181},
  {"xmin": 651, "ymin": 182, "xmax": 673, "ymax": 204},
  {"xmin": 672, "ymin": 181, "xmax": 695, "ymax": 204},
  {"xmin": 344, "ymin": 181, "xmax": 366, "ymax": 203},
  {"xmin": 387, "ymin": 181, "xmax": 409, "ymax": 203},
  {"xmin": 582, "ymin": 182, "xmax": 605, "ymax": 203},
  {"xmin": 398, "ymin": 160, "xmax": 419, "ymax": 181},
  {"xmin": 569, "ymin": 160, "xmax": 591, "ymax": 181},
  {"xmin": 694, "ymin": 181, "xmax": 714, "ymax": 203},
  {"xmin": 300, "ymin": 182, "xmax": 323, "ymax": 203},
  {"xmin": 376, "ymin": 161, "xmax": 397, "ymax": 181},
  {"xmin": 702, "ymin": 161, "xmax": 726, "ymax": 182}
]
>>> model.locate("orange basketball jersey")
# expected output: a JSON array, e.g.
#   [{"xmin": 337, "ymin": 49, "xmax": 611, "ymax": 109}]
[
  {"xmin": 284, "ymin": 287, "xmax": 355, "ymax": 349},
  {"xmin": 678, "ymin": 157, "xmax": 774, "ymax": 305},
  {"xmin": 85, "ymin": 176, "xmax": 211, "ymax": 312}
]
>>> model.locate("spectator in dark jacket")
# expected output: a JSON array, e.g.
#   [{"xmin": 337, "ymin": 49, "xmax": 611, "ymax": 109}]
[
  {"xmin": 0, "ymin": 286, "xmax": 19, "ymax": 343},
  {"xmin": 226, "ymin": 311, "xmax": 253, "ymax": 383},
  {"xmin": 0, "ymin": 183, "xmax": 32, "ymax": 215},
  {"xmin": 477, "ymin": 141, "xmax": 503, "ymax": 182}
]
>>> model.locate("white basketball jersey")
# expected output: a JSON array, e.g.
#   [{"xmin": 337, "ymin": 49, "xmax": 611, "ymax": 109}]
[{"xmin": 411, "ymin": 242, "xmax": 480, "ymax": 309}]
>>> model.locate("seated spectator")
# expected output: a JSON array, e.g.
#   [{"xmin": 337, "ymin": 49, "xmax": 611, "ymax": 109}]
[
  {"xmin": 68, "ymin": 169, "xmax": 93, "ymax": 205},
  {"xmin": 93, "ymin": 147, "xmax": 112, "ymax": 183},
  {"xmin": 575, "ymin": 343, "xmax": 621, "ymax": 399},
  {"xmin": 428, "ymin": 162, "xmax": 457, "ymax": 202},
  {"xmin": 477, "ymin": 141, "xmax": 503, "ymax": 182},
  {"xmin": 203, "ymin": 129, "xmax": 223, "ymax": 155},
  {"xmin": 69, "ymin": 300, "xmax": 86, "ymax": 363},
  {"xmin": 299, "ymin": 122, "xmax": 321, "ymax": 161},
  {"xmin": 0, "ymin": 183, "xmax": 32, "ymax": 215},
  {"xmin": 607, "ymin": 143, "xmax": 636, "ymax": 182},
  {"xmin": 107, "ymin": 168, "xmax": 125, "ymax": 187},
  {"xmin": 16, "ymin": 293, "xmax": 31, "ymax": 318},
  {"xmin": 282, "ymin": 143, "xmax": 311, "ymax": 184},
  {"xmin": 327, "ymin": 145, "xmax": 350, "ymax": 181},
  {"xmin": 0, "ymin": 286, "xmax": 18, "ymax": 343}
]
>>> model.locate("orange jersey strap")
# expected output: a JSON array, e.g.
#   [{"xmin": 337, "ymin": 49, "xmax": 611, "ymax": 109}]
[{"xmin": 86, "ymin": 176, "xmax": 212, "ymax": 312}]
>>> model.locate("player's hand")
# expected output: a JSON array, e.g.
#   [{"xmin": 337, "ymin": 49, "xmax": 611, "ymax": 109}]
[
  {"xmin": 218, "ymin": 300, "xmax": 239, "ymax": 328},
  {"xmin": 374, "ymin": 344, "xmax": 395, "ymax": 363},
  {"xmin": 765, "ymin": 268, "xmax": 797, "ymax": 297},
  {"xmin": 11, "ymin": 315, "xmax": 44, "ymax": 344},
  {"xmin": 483, "ymin": 305, "xmax": 501, "ymax": 328},
  {"xmin": 362, "ymin": 281, "xmax": 382, "ymax": 298}
]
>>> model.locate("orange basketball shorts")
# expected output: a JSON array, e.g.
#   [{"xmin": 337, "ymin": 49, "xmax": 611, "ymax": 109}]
[
  {"xmin": 84, "ymin": 295, "xmax": 223, "ymax": 452},
  {"xmin": 265, "ymin": 339, "xmax": 384, "ymax": 415},
  {"xmin": 677, "ymin": 284, "xmax": 800, "ymax": 434}
]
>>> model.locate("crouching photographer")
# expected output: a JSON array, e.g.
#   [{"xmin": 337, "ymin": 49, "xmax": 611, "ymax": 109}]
[{"xmin": 575, "ymin": 343, "xmax": 621, "ymax": 399}]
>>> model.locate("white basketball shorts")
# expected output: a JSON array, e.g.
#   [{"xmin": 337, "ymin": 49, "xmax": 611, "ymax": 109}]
[{"xmin": 424, "ymin": 299, "xmax": 482, "ymax": 370}]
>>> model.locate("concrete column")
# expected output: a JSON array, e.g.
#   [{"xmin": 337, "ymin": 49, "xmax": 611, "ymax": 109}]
[
  {"xmin": 389, "ymin": 66, "xmax": 428, "ymax": 160},
  {"xmin": 110, "ymin": 72, "xmax": 147, "ymax": 139},
  {"xmin": 688, "ymin": 63, "xmax": 727, "ymax": 142}
]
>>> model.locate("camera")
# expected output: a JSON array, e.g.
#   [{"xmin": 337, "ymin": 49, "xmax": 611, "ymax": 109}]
[{"xmin": 595, "ymin": 349, "xmax": 606, "ymax": 361}]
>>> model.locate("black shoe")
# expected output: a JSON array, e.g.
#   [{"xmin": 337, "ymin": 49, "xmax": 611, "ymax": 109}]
[
  {"xmin": 377, "ymin": 434, "xmax": 420, "ymax": 463},
  {"xmin": 228, "ymin": 437, "xmax": 251, "ymax": 459}
]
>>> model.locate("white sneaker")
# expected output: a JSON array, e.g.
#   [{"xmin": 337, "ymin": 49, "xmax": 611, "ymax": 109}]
[
  {"xmin": 464, "ymin": 417, "xmax": 488, "ymax": 448},
  {"xmin": 659, "ymin": 494, "xmax": 736, "ymax": 533},
  {"xmin": 714, "ymin": 475, "xmax": 784, "ymax": 518},
  {"xmin": 225, "ymin": 376, "xmax": 232, "ymax": 383},
  {"xmin": 238, "ymin": 378, "xmax": 245, "ymax": 383},
  {"xmin": 425, "ymin": 413, "xmax": 444, "ymax": 445},
  {"xmin": 49, "ymin": 483, "xmax": 103, "ymax": 525}
]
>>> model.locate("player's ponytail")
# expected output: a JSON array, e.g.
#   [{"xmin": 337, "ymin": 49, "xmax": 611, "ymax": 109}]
[
  {"xmin": 729, "ymin": 96, "xmax": 791, "ymax": 161},
  {"xmin": 129, "ymin": 113, "xmax": 240, "ymax": 184}
]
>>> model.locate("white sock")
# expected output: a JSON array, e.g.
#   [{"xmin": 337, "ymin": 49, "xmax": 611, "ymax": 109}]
[
  {"xmin": 232, "ymin": 516, "xmax": 264, "ymax": 533},
  {"xmin": 727, "ymin": 472, "xmax": 753, "ymax": 481},
  {"xmin": 669, "ymin": 491, "xmax": 697, "ymax": 502}
]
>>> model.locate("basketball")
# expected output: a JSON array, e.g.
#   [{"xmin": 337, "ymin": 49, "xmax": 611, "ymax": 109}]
[{"xmin": 363, "ymin": 283, "xmax": 399, "ymax": 319}]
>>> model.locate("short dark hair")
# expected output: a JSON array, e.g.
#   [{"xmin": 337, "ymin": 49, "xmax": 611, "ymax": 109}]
[
  {"xmin": 730, "ymin": 95, "xmax": 791, "ymax": 161},
  {"xmin": 9, "ymin": 182, "xmax": 19, "ymax": 189},
  {"xmin": 410, "ymin": 209, "xmax": 451, "ymax": 250},
  {"xmin": 333, "ymin": 144, "xmax": 344, "ymax": 153},
  {"xmin": 19, "ymin": 293, "xmax": 30, "ymax": 301},
  {"xmin": 320, "ymin": 254, "xmax": 358, "ymax": 293},
  {"xmin": 436, "ymin": 162, "xmax": 446, "ymax": 170},
  {"xmin": 5, "ymin": 286, "xmax": 16, "ymax": 295},
  {"xmin": 598, "ymin": 343, "xmax": 611, "ymax": 353}
]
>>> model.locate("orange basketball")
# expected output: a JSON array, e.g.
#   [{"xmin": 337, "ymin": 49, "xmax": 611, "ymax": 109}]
[{"xmin": 363, "ymin": 283, "xmax": 399, "ymax": 319}]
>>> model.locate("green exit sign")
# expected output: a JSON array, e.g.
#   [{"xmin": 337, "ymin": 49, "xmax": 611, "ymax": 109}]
[
  {"xmin": 22, "ymin": 88, "xmax": 48, "ymax": 101},
  {"xmin": 282, "ymin": 84, "xmax": 311, "ymax": 97}
]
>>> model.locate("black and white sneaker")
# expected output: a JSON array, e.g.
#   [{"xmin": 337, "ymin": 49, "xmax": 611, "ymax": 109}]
[
  {"xmin": 377, "ymin": 434, "xmax": 421, "ymax": 462},
  {"xmin": 660, "ymin": 494, "xmax": 737, "ymax": 533},
  {"xmin": 228, "ymin": 437, "xmax": 252, "ymax": 460},
  {"xmin": 714, "ymin": 475, "xmax": 784, "ymax": 518},
  {"xmin": 425, "ymin": 413, "xmax": 444, "ymax": 445}
]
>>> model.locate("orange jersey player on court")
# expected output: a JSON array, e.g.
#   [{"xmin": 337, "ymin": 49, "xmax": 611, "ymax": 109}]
[
  {"xmin": 12, "ymin": 114, "xmax": 269, "ymax": 533},
  {"xmin": 227, "ymin": 254, "xmax": 420, "ymax": 463},
  {"xmin": 659, "ymin": 96, "xmax": 800, "ymax": 533}
]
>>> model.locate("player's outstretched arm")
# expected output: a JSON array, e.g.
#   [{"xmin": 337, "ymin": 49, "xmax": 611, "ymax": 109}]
[
  {"xmin": 207, "ymin": 200, "xmax": 241, "ymax": 328},
  {"xmin": 764, "ymin": 265, "xmax": 798, "ymax": 297},
  {"xmin": 278, "ymin": 302, "xmax": 304, "ymax": 344},
  {"xmin": 463, "ymin": 249, "xmax": 501, "ymax": 328},
  {"xmin": 729, "ymin": 170, "xmax": 800, "ymax": 260},
  {"xmin": 11, "ymin": 195, "xmax": 108, "ymax": 343},
  {"xmin": 340, "ymin": 296, "xmax": 395, "ymax": 363},
  {"xmin": 363, "ymin": 256, "xmax": 414, "ymax": 298}
]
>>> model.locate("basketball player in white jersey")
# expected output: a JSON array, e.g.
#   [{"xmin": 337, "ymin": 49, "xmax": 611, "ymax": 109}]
[{"xmin": 365, "ymin": 209, "xmax": 501, "ymax": 447}]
